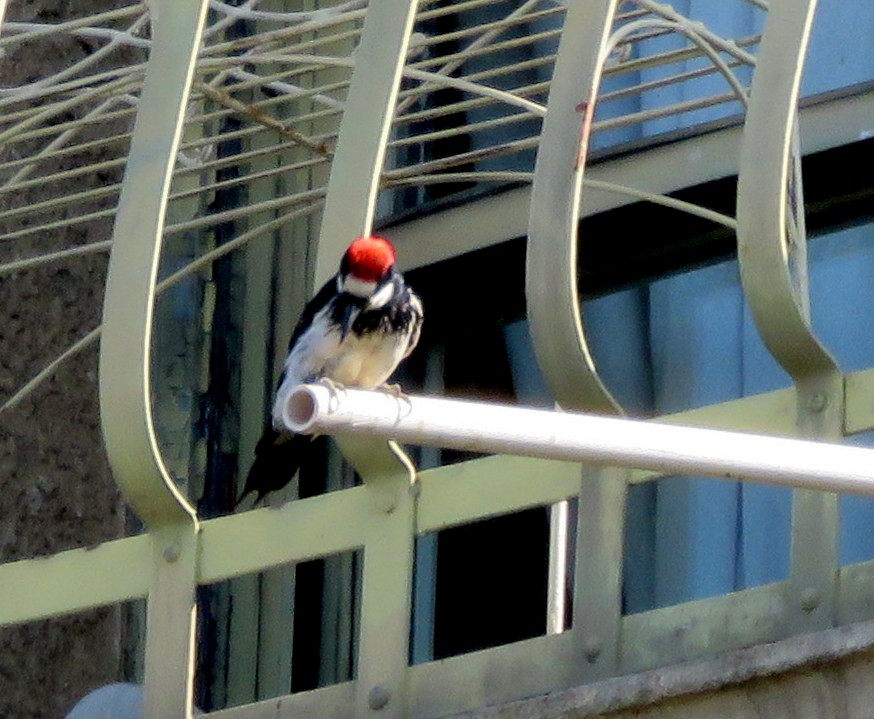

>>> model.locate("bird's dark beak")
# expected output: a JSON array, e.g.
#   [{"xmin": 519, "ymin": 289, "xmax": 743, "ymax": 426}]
[{"xmin": 340, "ymin": 301, "xmax": 355, "ymax": 340}]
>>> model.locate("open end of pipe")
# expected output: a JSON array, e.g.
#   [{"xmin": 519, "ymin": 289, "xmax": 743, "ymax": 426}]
[{"xmin": 284, "ymin": 386, "xmax": 317, "ymax": 433}]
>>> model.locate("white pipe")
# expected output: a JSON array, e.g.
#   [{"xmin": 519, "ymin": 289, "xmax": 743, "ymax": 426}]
[{"xmin": 284, "ymin": 384, "xmax": 874, "ymax": 497}]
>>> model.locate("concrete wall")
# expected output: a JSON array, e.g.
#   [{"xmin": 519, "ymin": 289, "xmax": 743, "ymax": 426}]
[{"xmin": 0, "ymin": 1, "xmax": 134, "ymax": 716}]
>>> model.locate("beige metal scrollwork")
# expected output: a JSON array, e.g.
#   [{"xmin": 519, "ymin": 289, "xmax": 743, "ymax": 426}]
[{"xmin": 98, "ymin": 2, "xmax": 209, "ymax": 717}]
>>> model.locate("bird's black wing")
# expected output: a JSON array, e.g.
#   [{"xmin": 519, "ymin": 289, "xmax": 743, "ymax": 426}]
[
  {"xmin": 286, "ymin": 276, "xmax": 338, "ymax": 351},
  {"xmin": 402, "ymin": 287, "xmax": 424, "ymax": 359},
  {"xmin": 236, "ymin": 277, "xmax": 337, "ymax": 509}
]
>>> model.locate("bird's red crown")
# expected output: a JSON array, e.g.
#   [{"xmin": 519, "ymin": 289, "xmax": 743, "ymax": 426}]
[{"xmin": 345, "ymin": 236, "xmax": 396, "ymax": 282}]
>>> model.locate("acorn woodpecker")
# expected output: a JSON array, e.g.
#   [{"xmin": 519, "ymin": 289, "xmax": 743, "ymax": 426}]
[{"xmin": 238, "ymin": 235, "xmax": 423, "ymax": 507}]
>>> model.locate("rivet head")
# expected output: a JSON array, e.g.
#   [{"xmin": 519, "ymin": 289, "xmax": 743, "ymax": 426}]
[
  {"xmin": 807, "ymin": 393, "xmax": 827, "ymax": 413},
  {"xmin": 800, "ymin": 587, "xmax": 819, "ymax": 613},
  {"xmin": 162, "ymin": 543, "xmax": 181, "ymax": 563},
  {"xmin": 583, "ymin": 637, "xmax": 602, "ymax": 662},
  {"xmin": 367, "ymin": 685, "xmax": 390, "ymax": 711}
]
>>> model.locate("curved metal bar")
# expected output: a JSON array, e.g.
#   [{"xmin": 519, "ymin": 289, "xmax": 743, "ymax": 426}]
[
  {"xmin": 737, "ymin": 0, "xmax": 841, "ymax": 636},
  {"xmin": 736, "ymin": 0, "xmax": 837, "ymax": 382},
  {"xmin": 98, "ymin": 3, "xmax": 209, "ymax": 717},
  {"xmin": 315, "ymin": 3, "xmax": 417, "ymax": 285},
  {"xmin": 311, "ymin": 3, "xmax": 418, "ymax": 717},
  {"xmin": 607, "ymin": 17, "xmax": 750, "ymax": 107},
  {"xmin": 312, "ymin": 0, "xmax": 420, "ymax": 487},
  {"xmin": 526, "ymin": 0, "xmax": 628, "ymax": 685},
  {"xmin": 198, "ymin": 53, "xmax": 547, "ymax": 120},
  {"xmin": 527, "ymin": 0, "xmax": 620, "ymax": 414},
  {"xmin": 98, "ymin": 1, "xmax": 207, "ymax": 528}
]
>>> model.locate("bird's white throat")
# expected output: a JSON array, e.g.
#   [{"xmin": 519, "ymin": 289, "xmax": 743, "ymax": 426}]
[{"xmin": 339, "ymin": 274, "xmax": 377, "ymax": 298}]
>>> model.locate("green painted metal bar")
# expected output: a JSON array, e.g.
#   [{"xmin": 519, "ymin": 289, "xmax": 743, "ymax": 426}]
[
  {"xmin": 206, "ymin": 681, "xmax": 355, "ymax": 719},
  {"xmin": 737, "ymin": 0, "xmax": 840, "ymax": 634},
  {"xmin": 405, "ymin": 581, "xmax": 787, "ymax": 719},
  {"xmin": 408, "ymin": 632, "xmax": 578, "ymax": 717},
  {"xmin": 309, "ymin": 0, "xmax": 418, "ymax": 520},
  {"xmin": 98, "ymin": 0, "xmax": 209, "ymax": 716},
  {"xmin": 526, "ymin": 0, "xmax": 626, "ymax": 685},
  {"xmin": 314, "ymin": 0, "xmax": 418, "ymax": 287},
  {"xmin": 143, "ymin": 524, "xmax": 200, "ymax": 719},
  {"xmin": 8, "ymin": 368, "xmax": 874, "ymax": 635},
  {"xmin": 354, "ymin": 456, "xmax": 417, "ymax": 719},
  {"xmin": 309, "ymin": 1, "xmax": 418, "ymax": 716},
  {"xmin": 571, "ymin": 466, "xmax": 627, "ymax": 679},
  {"xmin": 738, "ymin": 4, "xmax": 834, "ymax": 383},
  {"xmin": 621, "ymin": 581, "xmax": 788, "ymax": 673},
  {"xmin": 199, "ymin": 487, "xmax": 368, "ymax": 584},
  {"xmin": 417, "ymin": 455, "xmax": 580, "ymax": 532},
  {"xmin": 98, "ymin": 3, "xmax": 204, "ymax": 528},
  {"xmin": 526, "ymin": 0, "xmax": 620, "ymax": 415},
  {"xmin": 0, "ymin": 534, "xmax": 151, "ymax": 626}
]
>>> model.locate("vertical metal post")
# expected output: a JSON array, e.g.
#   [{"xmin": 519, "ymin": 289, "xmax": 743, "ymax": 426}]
[
  {"xmin": 527, "ymin": 0, "xmax": 625, "ymax": 682},
  {"xmin": 99, "ymin": 0, "xmax": 209, "ymax": 716},
  {"xmin": 343, "ymin": 437, "xmax": 417, "ymax": 719},
  {"xmin": 144, "ymin": 526, "xmax": 200, "ymax": 719},
  {"xmin": 571, "ymin": 467, "xmax": 627, "ymax": 678},
  {"xmin": 312, "ymin": 1, "xmax": 418, "ymax": 716},
  {"xmin": 737, "ymin": 0, "xmax": 840, "ymax": 632}
]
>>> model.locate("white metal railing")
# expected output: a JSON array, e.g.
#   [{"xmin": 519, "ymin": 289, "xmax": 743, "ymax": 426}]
[{"xmin": 285, "ymin": 384, "xmax": 874, "ymax": 498}]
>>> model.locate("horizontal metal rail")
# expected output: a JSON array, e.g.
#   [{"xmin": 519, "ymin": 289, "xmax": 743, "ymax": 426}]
[{"xmin": 285, "ymin": 384, "xmax": 874, "ymax": 497}]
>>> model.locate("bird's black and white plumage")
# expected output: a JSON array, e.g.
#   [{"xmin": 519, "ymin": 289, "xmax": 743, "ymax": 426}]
[{"xmin": 238, "ymin": 235, "xmax": 423, "ymax": 507}]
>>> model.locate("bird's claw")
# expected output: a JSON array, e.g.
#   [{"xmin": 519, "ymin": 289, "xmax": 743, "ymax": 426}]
[
  {"xmin": 379, "ymin": 382, "xmax": 413, "ymax": 416},
  {"xmin": 317, "ymin": 377, "xmax": 347, "ymax": 412},
  {"xmin": 379, "ymin": 382, "xmax": 406, "ymax": 398}
]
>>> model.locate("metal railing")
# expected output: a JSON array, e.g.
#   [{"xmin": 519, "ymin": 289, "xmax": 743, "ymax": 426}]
[{"xmin": 5, "ymin": 1, "xmax": 874, "ymax": 718}]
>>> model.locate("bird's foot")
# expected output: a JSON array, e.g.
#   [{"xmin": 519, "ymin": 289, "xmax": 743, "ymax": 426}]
[
  {"xmin": 379, "ymin": 382, "xmax": 413, "ymax": 416},
  {"xmin": 378, "ymin": 382, "xmax": 406, "ymax": 398},
  {"xmin": 317, "ymin": 377, "xmax": 347, "ymax": 412}
]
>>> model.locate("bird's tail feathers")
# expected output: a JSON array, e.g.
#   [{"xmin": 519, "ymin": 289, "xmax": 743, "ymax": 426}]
[{"xmin": 236, "ymin": 430, "xmax": 311, "ymax": 509}]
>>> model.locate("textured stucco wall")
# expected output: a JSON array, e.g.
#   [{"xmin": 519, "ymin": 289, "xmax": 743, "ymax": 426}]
[{"xmin": 0, "ymin": 1, "xmax": 134, "ymax": 717}]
